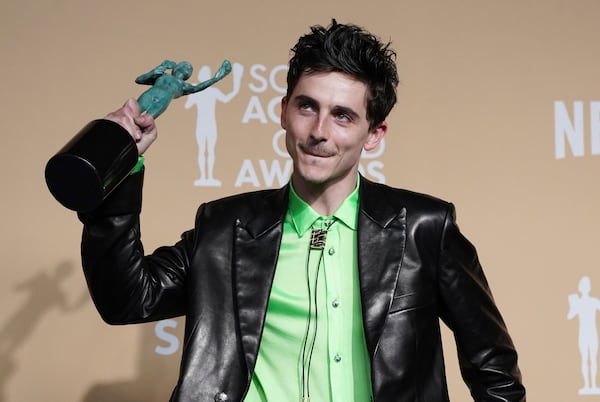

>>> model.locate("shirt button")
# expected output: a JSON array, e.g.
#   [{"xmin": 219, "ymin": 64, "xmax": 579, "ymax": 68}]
[
  {"xmin": 331, "ymin": 299, "xmax": 340, "ymax": 308},
  {"xmin": 328, "ymin": 247, "xmax": 335, "ymax": 255},
  {"xmin": 214, "ymin": 392, "xmax": 228, "ymax": 401},
  {"xmin": 334, "ymin": 354, "xmax": 342, "ymax": 362}
]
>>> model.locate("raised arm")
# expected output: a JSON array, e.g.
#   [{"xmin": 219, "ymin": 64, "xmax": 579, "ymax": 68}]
[
  {"xmin": 77, "ymin": 99, "xmax": 186, "ymax": 324},
  {"xmin": 135, "ymin": 60, "xmax": 177, "ymax": 85},
  {"xmin": 182, "ymin": 60, "xmax": 232, "ymax": 95}
]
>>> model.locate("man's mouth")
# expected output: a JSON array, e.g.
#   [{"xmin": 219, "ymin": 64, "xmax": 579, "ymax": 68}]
[{"xmin": 300, "ymin": 144, "xmax": 335, "ymax": 158}]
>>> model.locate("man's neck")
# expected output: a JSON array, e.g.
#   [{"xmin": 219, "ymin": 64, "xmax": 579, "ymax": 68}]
[{"xmin": 291, "ymin": 174, "xmax": 358, "ymax": 216}]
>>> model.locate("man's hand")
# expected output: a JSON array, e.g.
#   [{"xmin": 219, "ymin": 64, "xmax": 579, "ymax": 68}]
[{"xmin": 105, "ymin": 98, "xmax": 157, "ymax": 155}]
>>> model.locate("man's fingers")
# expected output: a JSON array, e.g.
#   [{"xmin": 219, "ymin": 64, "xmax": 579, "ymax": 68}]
[
  {"xmin": 122, "ymin": 98, "xmax": 141, "ymax": 115},
  {"xmin": 134, "ymin": 112, "xmax": 154, "ymax": 130},
  {"xmin": 104, "ymin": 99, "xmax": 158, "ymax": 155}
]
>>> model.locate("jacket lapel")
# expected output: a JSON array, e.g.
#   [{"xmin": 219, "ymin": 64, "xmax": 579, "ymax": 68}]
[
  {"xmin": 358, "ymin": 178, "xmax": 407, "ymax": 358},
  {"xmin": 233, "ymin": 186, "xmax": 288, "ymax": 373}
]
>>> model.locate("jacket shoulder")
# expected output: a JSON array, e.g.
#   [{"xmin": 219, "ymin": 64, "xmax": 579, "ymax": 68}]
[
  {"xmin": 361, "ymin": 178, "xmax": 452, "ymax": 215},
  {"xmin": 196, "ymin": 186, "xmax": 288, "ymax": 223}
]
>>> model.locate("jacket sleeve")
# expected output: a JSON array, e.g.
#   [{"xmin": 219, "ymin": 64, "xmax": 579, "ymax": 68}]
[
  {"xmin": 437, "ymin": 204, "xmax": 526, "ymax": 401},
  {"xmin": 77, "ymin": 169, "xmax": 189, "ymax": 324}
]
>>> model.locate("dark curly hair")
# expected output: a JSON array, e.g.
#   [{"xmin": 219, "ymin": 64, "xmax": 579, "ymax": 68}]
[{"xmin": 287, "ymin": 19, "xmax": 399, "ymax": 130}]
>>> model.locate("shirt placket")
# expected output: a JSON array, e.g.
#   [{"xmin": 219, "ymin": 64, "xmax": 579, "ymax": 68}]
[{"xmin": 322, "ymin": 219, "xmax": 348, "ymax": 402}]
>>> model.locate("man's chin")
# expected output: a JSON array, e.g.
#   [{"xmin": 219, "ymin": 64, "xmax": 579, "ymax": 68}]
[{"xmin": 292, "ymin": 169, "xmax": 329, "ymax": 187}]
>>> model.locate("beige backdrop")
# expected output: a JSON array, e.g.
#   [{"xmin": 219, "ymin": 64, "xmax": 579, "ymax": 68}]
[{"xmin": 1, "ymin": 0, "xmax": 599, "ymax": 400}]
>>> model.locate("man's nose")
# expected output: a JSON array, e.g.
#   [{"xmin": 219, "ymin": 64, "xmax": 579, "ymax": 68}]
[{"xmin": 310, "ymin": 115, "xmax": 328, "ymax": 141}]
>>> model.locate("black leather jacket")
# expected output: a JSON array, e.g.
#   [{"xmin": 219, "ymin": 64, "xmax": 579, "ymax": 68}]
[{"xmin": 79, "ymin": 172, "xmax": 525, "ymax": 402}]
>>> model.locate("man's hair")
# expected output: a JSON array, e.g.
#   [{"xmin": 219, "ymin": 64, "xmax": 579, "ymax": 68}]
[{"xmin": 287, "ymin": 19, "xmax": 399, "ymax": 130}]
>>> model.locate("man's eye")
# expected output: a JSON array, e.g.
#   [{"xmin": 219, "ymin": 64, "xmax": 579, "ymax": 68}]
[
  {"xmin": 336, "ymin": 113, "xmax": 350, "ymax": 122},
  {"xmin": 300, "ymin": 103, "xmax": 313, "ymax": 110}
]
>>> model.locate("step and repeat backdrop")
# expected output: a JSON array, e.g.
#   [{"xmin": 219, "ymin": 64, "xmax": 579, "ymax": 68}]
[{"xmin": 1, "ymin": 0, "xmax": 599, "ymax": 400}]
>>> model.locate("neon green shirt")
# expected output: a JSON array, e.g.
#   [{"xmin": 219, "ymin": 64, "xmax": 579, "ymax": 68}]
[{"xmin": 244, "ymin": 179, "xmax": 372, "ymax": 401}]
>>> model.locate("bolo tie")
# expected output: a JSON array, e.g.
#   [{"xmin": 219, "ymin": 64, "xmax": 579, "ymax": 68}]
[{"xmin": 300, "ymin": 219, "xmax": 335, "ymax": 402}]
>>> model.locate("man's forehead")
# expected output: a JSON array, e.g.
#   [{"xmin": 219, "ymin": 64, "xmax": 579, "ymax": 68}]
[{"xmin": 290, "ymin": 71, "xmax": 368, "ymax": 111}]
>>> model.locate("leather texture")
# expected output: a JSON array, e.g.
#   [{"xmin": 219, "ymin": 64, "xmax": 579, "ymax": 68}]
[{"xmin": 79, "ymin": 173, "xmax": 525, "ymax": 402}]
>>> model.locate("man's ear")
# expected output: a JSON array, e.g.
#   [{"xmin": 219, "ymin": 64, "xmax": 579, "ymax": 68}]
[
  {"xmin": 280, "ymin": 96, "xmax": 288, "ymax": 130},
  {"xmin": 364, "ymin": 121, "xmax": 387, "ymax": 152}
]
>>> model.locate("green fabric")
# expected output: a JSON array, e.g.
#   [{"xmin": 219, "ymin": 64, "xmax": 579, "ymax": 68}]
[
  {"xmin": 130, "ymin": 155, "xmax": 144, "ymax": 174},
  {"xmin": 244, "ymin": 178, "xmax": 372, "ymax": 401}
]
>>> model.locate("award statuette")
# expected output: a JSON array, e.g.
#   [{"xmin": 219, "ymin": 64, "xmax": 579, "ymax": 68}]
[{"xmin": 45, "ymin": 59, "xmax": 232, "ymax": 212}]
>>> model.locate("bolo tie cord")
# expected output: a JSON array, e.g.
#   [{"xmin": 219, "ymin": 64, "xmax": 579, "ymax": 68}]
[{"xmin": 301, "ymin": 225, "xmax": 331, "ymax": 402}]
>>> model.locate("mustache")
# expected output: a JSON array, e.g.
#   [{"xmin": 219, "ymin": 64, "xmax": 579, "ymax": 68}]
[{"xmin": 299, "ymin": 143, "xmax": 337, "ymax": 157}]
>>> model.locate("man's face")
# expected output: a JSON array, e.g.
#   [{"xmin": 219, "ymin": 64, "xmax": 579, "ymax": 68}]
[{"xmin": 281, "ymin": 71, "xmax": 386, "ymax": 191}]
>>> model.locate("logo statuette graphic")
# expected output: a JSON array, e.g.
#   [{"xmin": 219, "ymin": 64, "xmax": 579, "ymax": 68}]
[
  {"xmin": 568, "ymin": 276, "xmax": 600, "ymax": 395},
  {"xmin": 185, "ymin": 62, "xmax": 244, "ymax": 187}
]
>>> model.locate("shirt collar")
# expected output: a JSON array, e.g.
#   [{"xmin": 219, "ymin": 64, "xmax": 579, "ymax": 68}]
[{"xmin": 287, "ymin": 177, "xmax": 360, "ymax": 236}]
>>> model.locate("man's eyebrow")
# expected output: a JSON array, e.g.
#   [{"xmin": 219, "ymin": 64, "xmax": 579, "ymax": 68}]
[
  {"xmin": 331, "ymin": 105, "xmax": 360, "ymax": 121},
  {"xmin": 292, "ymin": 94, "xmax": 318, "ymax": 106}
]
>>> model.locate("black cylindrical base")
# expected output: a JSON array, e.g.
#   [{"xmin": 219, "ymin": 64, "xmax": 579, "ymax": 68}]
[{"xmin": 45, "ymin": 119, "xmax": 138, "ymax": 212}]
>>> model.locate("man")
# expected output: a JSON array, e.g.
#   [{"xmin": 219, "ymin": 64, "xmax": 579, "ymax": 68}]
[{"xmin": 79, "ymin": 20, "xmax": 526, "ymax": 402}]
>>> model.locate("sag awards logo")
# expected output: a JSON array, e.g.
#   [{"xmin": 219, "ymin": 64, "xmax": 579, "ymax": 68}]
[
  {"xmin": 554, "ymin": 101, "xmax": 600, "ymax": 159},
  {"xmin": 568, "ymin": 276, "xmax": 600, "ymax": 396},
  {"xmin": 184, "ymin": 62, "xmax": 386, "ymax": 188}
]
